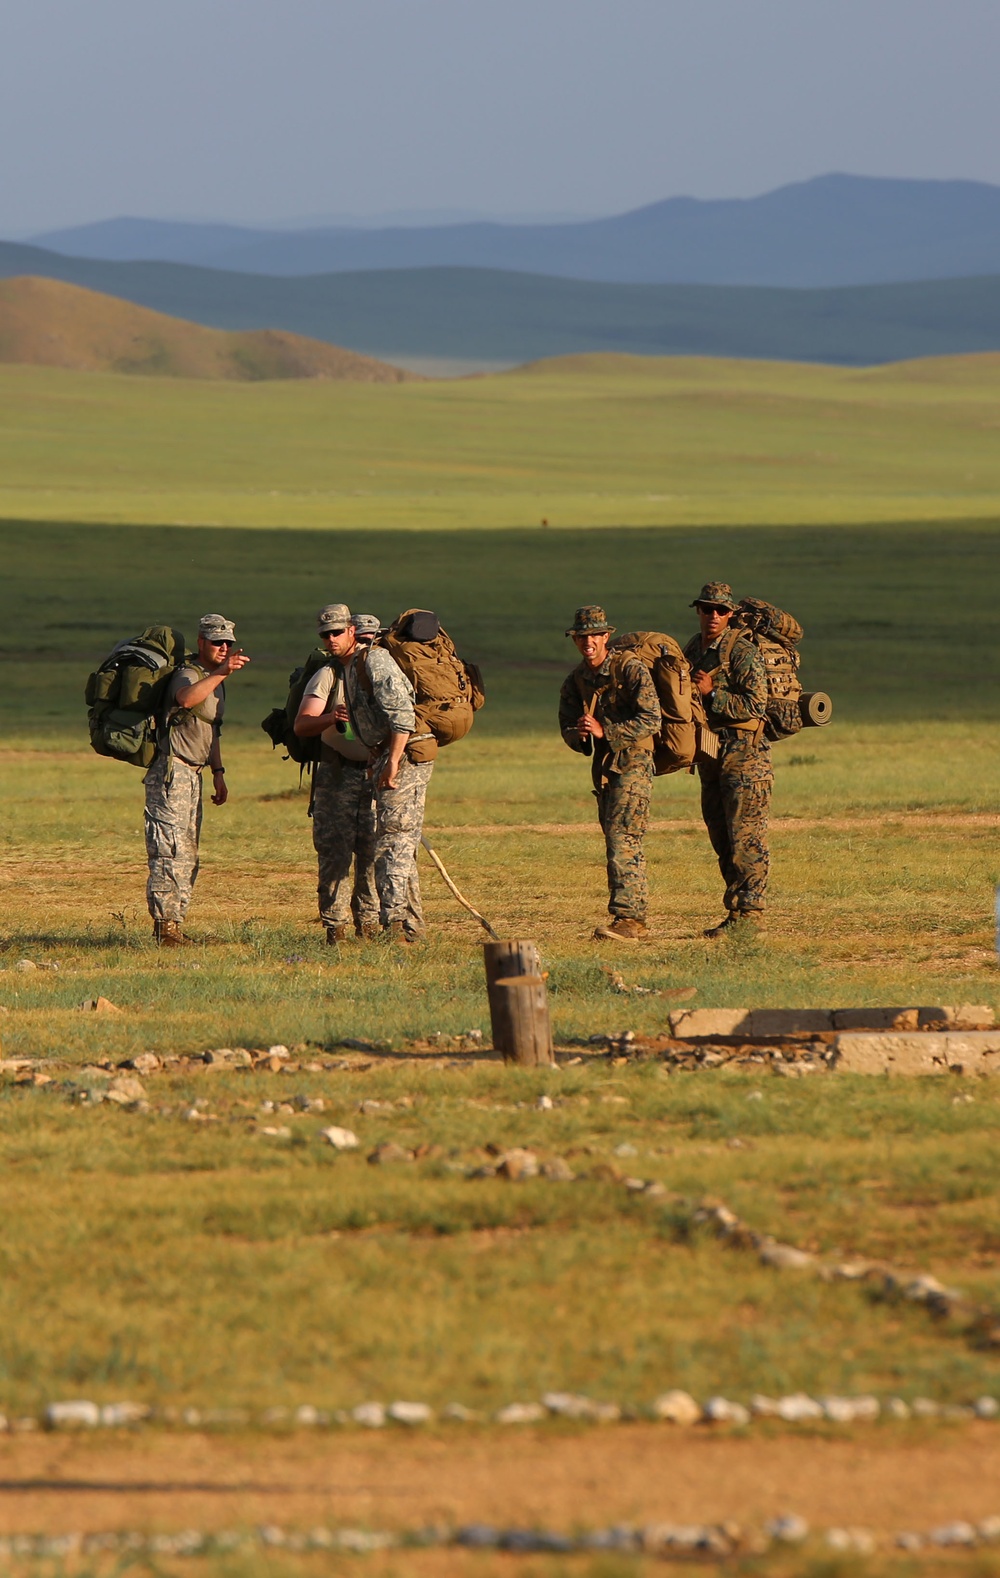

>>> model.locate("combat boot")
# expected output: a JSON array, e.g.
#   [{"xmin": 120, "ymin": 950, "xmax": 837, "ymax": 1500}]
[
  {"xmin": 387, "ymin": 920, "xmax": 413, "ymax": 945},
  {"xmin": 593, "ymin": 917, "xmax": 649, "ymax": 941},
  {"xmin": 704, "ymin": 912, "xmax": 761, "ymax": 940},
  {"xmin": 154, "ymin": 919, "xmax": 191, "ymax": 947},
  {"xmin": 356, "ymin": 922, "xmax": 380, "ymax": 942},
  {"xmin": 326, "ymin": 924, "xmax": 350, "ymax": 945}
]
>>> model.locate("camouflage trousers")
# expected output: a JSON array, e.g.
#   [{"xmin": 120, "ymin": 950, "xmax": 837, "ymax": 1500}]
[
  {"xmin": 374, "ymin": 756, "xmax": 434, "ymax": 935},
  {"xmin": 143, "ymin": 754, "xmax": 202, "ymax": 923},
  {"xmin": 594, "ymin": 752, "xmax": 653, "ymax": 922},
  {"xmin": 698, "ymin": 734, "xmax": 773, "ymax": 914},
  {"xmin": 311, "ymin": 757, "xmax": 379, "ymax": 933}
]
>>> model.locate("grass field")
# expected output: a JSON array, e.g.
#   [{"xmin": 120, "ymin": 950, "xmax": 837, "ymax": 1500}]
[
  {"xmin": 1, "ymin": 352, "xmax": 1000, "ymax": 528},
  {"xmin": 0, "ymin": 364, "xmax": 999, "ymax": 1560}
]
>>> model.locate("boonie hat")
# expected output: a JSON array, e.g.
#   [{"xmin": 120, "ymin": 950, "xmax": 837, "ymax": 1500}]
[
  {"xmin": 565, "ymin": 604, "xmax": 616, "ymax": 637},
  {"xmin": 198, "ymin": 613, "xmax": 236, "ymax": 643},
  {"xmin": 352, "ymin": 613, "xmax": 382, "ymax": 638},
  {"xmin": 317, "ymin": 602, "xmax": 352, "ymax": 633},
  {"xmin": 690, "ymin": 582, "xmax": 738, "ymax": 611}
]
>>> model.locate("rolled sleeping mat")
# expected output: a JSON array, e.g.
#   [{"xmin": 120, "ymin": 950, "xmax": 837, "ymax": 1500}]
[{"xmin": 799, "ymin": 691, "xmax": 832, "ymax": 727}]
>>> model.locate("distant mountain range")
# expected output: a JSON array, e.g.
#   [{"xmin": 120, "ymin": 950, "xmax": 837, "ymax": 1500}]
[
  {"xmin": 1, "ymin": 244, "xmax": 1000, "ymax": 367},
  {"xmin": 0, "ymin": 277, "xmax": 414, "ymax": 381},
  {"xmin": 25, "ymin": 175, "xmax": 1000, "ymax": 288}
]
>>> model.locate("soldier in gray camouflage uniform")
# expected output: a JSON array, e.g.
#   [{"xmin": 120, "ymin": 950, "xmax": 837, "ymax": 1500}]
[
  {"xmin": 294, "ymin": 605, "xmax": 380, "ymax": 943},
  {"xmin": 559, "ymin": 606, "xmax": 661, "ymax": 941},
  {"xmin": 342, "ymin": 623, "xmax": 432, "ymax": 944},
  {"xmin": 683, "ymin": 582, "xmax": 771, "ymax": 937},
  {"xmin": 144, "ymin": 613, "xmax": 250, "ymax": 945}
]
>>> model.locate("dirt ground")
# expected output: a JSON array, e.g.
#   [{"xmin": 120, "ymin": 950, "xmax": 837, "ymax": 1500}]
[{"xmin": 1, "ymin": 1425, "xmax": 998, "ymax": 1538}]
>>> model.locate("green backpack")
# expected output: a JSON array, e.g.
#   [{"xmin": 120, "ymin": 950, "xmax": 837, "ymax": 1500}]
[
  {"xmin": 85, "ymin": 625, "xmax": 187, "ymax": 768},
  {"xmin": 261, "ymin": 647, "xmax": 335, "ymax": 766}
]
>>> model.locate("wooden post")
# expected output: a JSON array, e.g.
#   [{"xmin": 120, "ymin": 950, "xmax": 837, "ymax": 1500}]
[
  {"xmin": 484, "ymin": 940, "xmax": 542, "ymax": 1054},
  {"xmin": 491, "ymin": 975, "xmax": 555, "ymax": 1067}
]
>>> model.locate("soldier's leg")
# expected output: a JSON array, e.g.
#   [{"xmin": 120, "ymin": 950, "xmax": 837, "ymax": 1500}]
[
  {"xmin": 144, "ymin": 756, "xmax": 201, "ymax": 923},
  {"xmin": 311, "ymin": 759, "xmax": 357, "ymax": 933},
  {"xmin": 348, "ymin": 768, "xmax": 380, "ymax": 936},
  {"xmin": 719, "ymin": 743, "xmax": 772, "ymax": 914},
  {"xmin": 375, "ymin": 759, "xmax": 434, "ymax": 931},
  {"xmin": 599, "ymin": 765, "xmax": 651, "ymax": 921},
  {"xmin": 698, "ymin": 758, "xmax": 739, "ymax": 899}
]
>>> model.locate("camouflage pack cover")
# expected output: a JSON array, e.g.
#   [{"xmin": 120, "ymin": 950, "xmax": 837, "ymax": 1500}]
[
  {"xmin": 728, "ymin": 598, "xmax": 804, "ymax": 741},
  {"xmin": 609, "ymin": 630, "xmax": 696, "ymax": 775}
]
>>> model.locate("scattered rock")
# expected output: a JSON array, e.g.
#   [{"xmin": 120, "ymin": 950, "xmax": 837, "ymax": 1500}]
[
  {"xmin": 14, "ymin": 959, "xmax": 37, "ymax": 972},
  {"xmin": 320, "ymin": 1126, "xmax": 359, "ymax": 1150},
  {"xmin": 930, "ymin": 1521, "xmax": 978, "ymax": 1548},
  {"xmin": 351, "ymin": 1402, "xmax": 385, "ymax": 1428},
  {"xmin": 702, "ymin": 1397, "xmax": 750, "ymax": 1426},
  {"xmin": 776, "ymin": 1393, "xmax": 824, "ymax": 1423},
  {"xmin": 885, "ymin": 1397, "xmax": 911, "ymax": 1420},
  {"xmin": 46, "ymin": 1400, "xmax": 100, "ymax": 1430},
  {"xmin": 495, "ymin": 1148, "xmax": 538, "ymax": 1181},
  {"xmin": 105, "ymin": 1076, "xmax": 146, "ymax": 1106},
  {"xmin": 259, "ymin": 1126, "xmax": 292, "ymax": 1139},
  {"xmin": 387, "ymin": 1401, "xmax": 433, "ymax": 1426},
  {"xmin": 78, "ymin": 997, "xmax": 122, "ymax": 1014},
  {"xmin": 978, "ymin": 1516, "xmax": 1000, "ymax": 1542},
  {"xmin": 758, "ymin": 1240, "xmax": 815, "ymax": 1271},
  {"xmin": 911, "ymin": 1398, "xmax": 940, "ymax": 1418},
  {"xmin": 542, "ymin": 1392, "xmax": 619, "ymax": 1423},
  {"xmin": 652, "ymin": 1390, "xmax": 701, "ymax": 1426},
  {"xmin": 540, "ymin": 1157, "xmax": 575, "ymax": 1182},
  {"xmin": 128, "ymin": 1053, "xmax": 161, "ymax": 1076},
  {"xmin": 750, "ymin": 1395, "xmax": 779, "ymax": 1417},
  {"xmin": 765, "ymin": 1514, "xmax": 809, "ymax": 1544},
  {"xmin": 896, "ymin": 1532, "xmax": 924, "ymax": 1551},
  {"xmin": 825, "ymin": 1527, "xmax": 875, "ymax": 1554},
  {"xmin": 100, "ymin": 1402, "xmax": 151, "ymax": 1427},
  {"xmin": 975, "ymin": 1396, "xmax": 999, "ymax": 1419},
  {"xmin": 494, "ymin": 1402, "xmax": 545, "ymax": 1425},
  {"xmin": 368, "ymin": 1143, "xmax": 413, "ymax": 1166},
  {"xmin": 441, "ymin": 1402, "xmax": 482, "ymax": 1422},
  {"xmin": 536, "ymin": 1094, "xmax": 554, "ymax": 1110}
]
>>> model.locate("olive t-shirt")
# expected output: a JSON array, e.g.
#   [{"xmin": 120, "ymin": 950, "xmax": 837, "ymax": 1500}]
[
  {"xmin": 161, "ymin": 663, "xmax": 224, "ymax": 767},
  {"xmin": 301, "ymin": 666, "xmax": 369, "ymax": 761}
]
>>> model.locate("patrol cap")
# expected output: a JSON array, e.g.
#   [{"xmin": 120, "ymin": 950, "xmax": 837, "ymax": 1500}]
[
  {"xmin": 317, "ymin": 602, "xmax": 353, "ymax": 633},
  {"xmin": 352, "ymin": 613, "xmax": 382, "ymax": 638},
  {"xmin": 198, "ymin": 613, "xmax": 236, "ymax": 643},
  {"xmin": 690, "ymin": 581, "xmax": 738, "ymax": 611},
  {"xmin": 565, "ymin": 604, "xmax": 615, "ymax": 637}
]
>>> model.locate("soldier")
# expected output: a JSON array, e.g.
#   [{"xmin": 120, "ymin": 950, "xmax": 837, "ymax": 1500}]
[
  {"xmin": 144, "ymin": 613, "xmax": 250, "ymax": 945},
  {"xmin": 558, "ymin": 606, "xmax": 660, "ymax": 941},
  {"xmin": 293, "ymin": 605, "xmax": 381, "ymax": 944},
  {"xmin": 341, "ymin": 616, "xmax": 431, "ymax": 944},
  {"xmin": 683, "ymin": 582, "xmax": 770, "ymax": 937}
]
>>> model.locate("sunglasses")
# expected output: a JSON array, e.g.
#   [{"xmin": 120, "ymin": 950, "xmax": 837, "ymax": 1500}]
[
  {"xmin": 697, "ymin": 604, "xmax": 730, "ymax": 616},
  {"xmin": 321, "ymin": 628, "xmax": 347, "ymax": 638}
]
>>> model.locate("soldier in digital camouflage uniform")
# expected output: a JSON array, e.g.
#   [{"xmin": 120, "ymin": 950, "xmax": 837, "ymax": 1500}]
[
  {"xmin": 294, "ymin": 605, "xmax": 381, "ymax": 944},
  {"xmin": 683, "ymin": 582, "xmax": 771, "ymax": 937},
  {"xmin": 558, "ymin": 606, "xmax": 661, "ymax": 941},
  {"xmin": 342, "ymin": 621, "xmax": 432, "ymax": 944},
  {"xmin": 144, "ymin": 612, "xmax": 250, "ymax": 945}
]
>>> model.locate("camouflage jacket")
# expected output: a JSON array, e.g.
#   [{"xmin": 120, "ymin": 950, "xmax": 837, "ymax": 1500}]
[
  {"xmin": 558, "ymin": 654, "xmax": 660, "ymax": 774},
  {"xmin": 344, "ymin": 645, "xmax": 416, "ymax": 749},
  {"xmin": 683, "ymin": 629, "xmax": 767, "ymax": 730}
]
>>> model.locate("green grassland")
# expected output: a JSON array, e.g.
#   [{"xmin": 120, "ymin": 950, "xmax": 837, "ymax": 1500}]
[
  {"xmin": 0, "ymin": 352, "xmax": 999, "ymax": 528},
  {"xmin": 0, "ymin": 359, "xmax": 999, "ymax": 1451}
]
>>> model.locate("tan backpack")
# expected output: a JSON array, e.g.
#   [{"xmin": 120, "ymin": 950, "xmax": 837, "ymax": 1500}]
[
  {"xmin": 608, "ymin": 631, "xmax": 696, "ymax": 775},
  {"xmin": 378, "ymin": 609, "xmax": 485, "ymax": 763}
]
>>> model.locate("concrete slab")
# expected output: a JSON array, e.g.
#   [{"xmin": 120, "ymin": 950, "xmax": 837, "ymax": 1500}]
[{"xmin": 831, "ymin": 1031, "xmax": 1000, "ymax": 1076}]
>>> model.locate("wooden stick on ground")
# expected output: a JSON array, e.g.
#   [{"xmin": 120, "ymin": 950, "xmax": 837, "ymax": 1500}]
[{"xmin": 419, "ymin": 836, "xmax": 501, "ymax": 941}]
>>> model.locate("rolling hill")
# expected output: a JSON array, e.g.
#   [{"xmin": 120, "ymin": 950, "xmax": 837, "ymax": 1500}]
[
  {"xmin": 0, "ymin": 277, "xmax": 415, "ymax": 381},
  {"xmin": 26, "ymin": 175, "xmax": 1000, "ymax": 287},
  {"xmin": 1, "ymin": 244, "xmax": 1000, "ymax": 368}
]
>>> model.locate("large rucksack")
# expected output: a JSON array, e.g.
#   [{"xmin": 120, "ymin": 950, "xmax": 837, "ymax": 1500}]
[
  {"xmin": 261, "ymin": 647, "xmax": 335, "ymax": 766},
  {"xmin": 724, "ymin": 598, "xmax": 805, "ymax": 742},
  {"xmin": 374, "ymin": 609, "xmax": 485, "ymax": 763},
  {"xmin": 607, "ymin": 631, "xmax": 696, "ymax": 775},
  {"xmin": 85, "ymin": 625, "xmax": 187, "ymax": 768}
]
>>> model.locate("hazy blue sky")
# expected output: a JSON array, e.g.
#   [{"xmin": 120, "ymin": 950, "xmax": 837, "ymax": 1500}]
[{"xmin": 3, "ymin": 0, "xmax": 999, "ymax": 232}]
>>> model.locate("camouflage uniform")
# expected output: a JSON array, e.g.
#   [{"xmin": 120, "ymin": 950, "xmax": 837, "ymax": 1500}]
[
  {"xmin": 143, "ymin": 753, "xmax": 203, "ymax": 923},
  {"xmin": 684, "ymin": 624, "xmax": 771, "ymax": 915},
  {"xmin": 311, "ymin": 756, "xmax": 379, "ymax": 934},
  {"xmin": 559, "ymin": 641, "xmax": 660, "ymax": 922},
  {"xmin": 344, "ymin": 645, "xmax": 431, "ymax": 937}
]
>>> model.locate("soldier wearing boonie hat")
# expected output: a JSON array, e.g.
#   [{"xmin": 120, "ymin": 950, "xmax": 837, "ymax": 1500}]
[
  {"xmin": 558, "ymin": 605, "xmax": 661, "ymax": 942},
  {"xmin": 684, "ymin": 581, "xmax": 772, "ymax": 937},
  {"xmin": 144, "ymin": 612, "xmax": 250, "ymax": 945}
]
